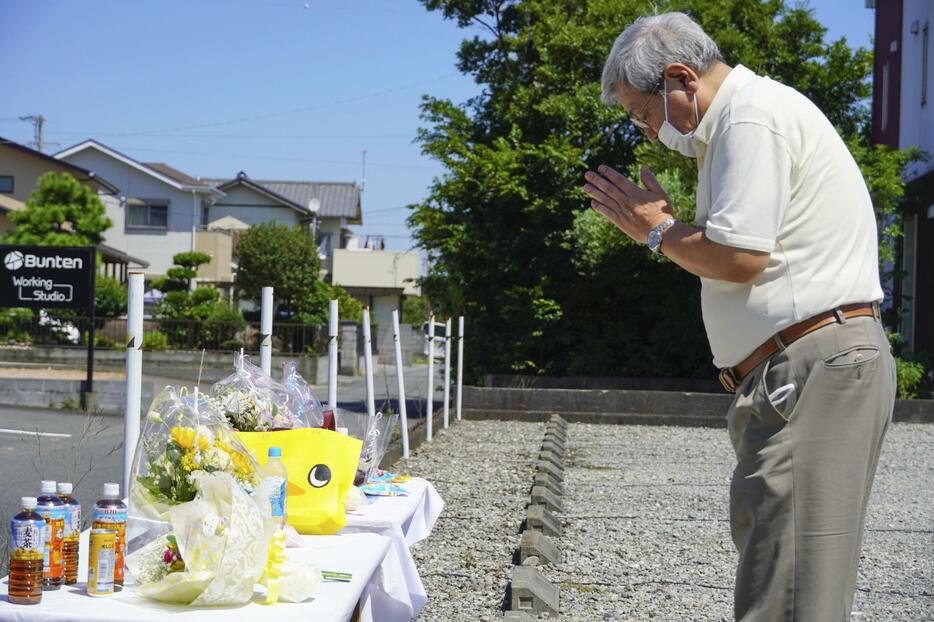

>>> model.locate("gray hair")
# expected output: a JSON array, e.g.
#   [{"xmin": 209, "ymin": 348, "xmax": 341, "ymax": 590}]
[{"xmin": 600, "ymin": 12, "xmax": 722, "ymax": 105}]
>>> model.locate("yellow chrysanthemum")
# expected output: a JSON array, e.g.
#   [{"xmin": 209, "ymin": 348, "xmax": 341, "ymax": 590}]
[
  {"xmin": 180, "ymin": 450, "xmax": 198, "ymax": 472},
  {"xmin": 171, "ymin": 426, "xmax": 197, "ymax": 450}
]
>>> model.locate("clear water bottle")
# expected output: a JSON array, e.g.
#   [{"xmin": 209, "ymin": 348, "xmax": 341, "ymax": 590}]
[{"xmin": 263, "ymin": 447, "xmax": 288, "ymax": 528}]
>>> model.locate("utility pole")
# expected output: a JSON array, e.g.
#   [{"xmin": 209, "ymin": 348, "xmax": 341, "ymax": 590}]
[
  {"xmin": 19, "ymin": 115, "xmax": 45, "ymax": 152},
  {"xmin": 361, "ymin": 149, "xmax": 367, "ymax": 192}
]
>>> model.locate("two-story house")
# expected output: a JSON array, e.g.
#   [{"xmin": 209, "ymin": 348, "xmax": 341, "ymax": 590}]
[
  {"xmin": 0, "ymin": 137, "xmax": 149, "ymax": 280},
  {"xmin": 871, "ymin": 0, "xmax": 934, "ymax": 357}
]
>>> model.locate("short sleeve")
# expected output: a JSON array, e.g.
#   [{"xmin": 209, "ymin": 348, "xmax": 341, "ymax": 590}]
[{"xmin": 703, "ymin": 122, "xmax": 792, "ymax": 252}]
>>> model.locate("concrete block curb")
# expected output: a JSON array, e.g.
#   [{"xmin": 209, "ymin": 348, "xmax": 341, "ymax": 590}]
[
  {"xmin": 531, "ymin": 485, "xmax": 563, "ymax": 513},
  {"xmin": 538, "ymin": 449, "xmax": 563, "ymax": 470},
  {"xmin": 541, "ymin": 439, "xmax": 565, "ymax": 455},
  {"xmin": 536, "ymin": 460, "xmax": 564, "ymax": 481},
  {"xmin": 510, "ymin": 566, "xmax": 559, "ymax": 616},
  {"xmin": 526, "ymin": 504, "xmax": 562, "ymax": 537},
  {"xmin": 533, "ymin": 472, "xmax": 564, "ymax": 497},
  {"xmin": 503, "ymin": 612, "xmax": 536, "ymax": 621},
  {"xmin": 519, "ymin": 530, "xmax": 562, "ymax": 566}
]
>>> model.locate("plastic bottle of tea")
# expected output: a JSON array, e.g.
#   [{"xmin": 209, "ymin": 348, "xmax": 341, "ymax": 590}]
[
  {"xmin": 36, "ymin": 480, "xmax": 65, "ymax": 590},
  {"xmin": 8, "ymin": 496, "xmax": 44, "ymax": 605},
  {"xmin": 92, "ymin": 483, "xmax": 127, "ymax": 586},
  {"xmin": 57, "ymin": 482, "xmax": 81, "ymax": 585}
]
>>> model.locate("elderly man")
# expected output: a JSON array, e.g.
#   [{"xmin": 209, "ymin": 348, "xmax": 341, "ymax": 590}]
[{"xmin": 584, "ymin": 11, "xmax": 896, "ymax": 622}]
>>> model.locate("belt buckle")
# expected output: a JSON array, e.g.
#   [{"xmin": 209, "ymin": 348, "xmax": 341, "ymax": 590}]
[{"xmin": 718, "ymin": 367, "xmax": 739, "ymax": 393}]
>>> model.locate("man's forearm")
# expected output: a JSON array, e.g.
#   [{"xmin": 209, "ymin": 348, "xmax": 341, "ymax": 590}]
[{"xmin": 660, "ymin": 223, "xmax": 769, "ymax": 283}]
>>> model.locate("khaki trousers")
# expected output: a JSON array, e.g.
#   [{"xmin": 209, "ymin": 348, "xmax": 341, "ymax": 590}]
[{"xmin": 726, "ymin": 316, "xmax": 896, "ymax": 621}]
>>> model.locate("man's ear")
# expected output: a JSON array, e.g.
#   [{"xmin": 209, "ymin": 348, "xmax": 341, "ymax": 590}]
[{"xmin": 663, "ymin": 63, "xmax": 701, "ymax": 95}]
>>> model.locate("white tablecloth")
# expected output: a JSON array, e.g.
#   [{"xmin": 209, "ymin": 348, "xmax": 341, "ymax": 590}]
[
  {"xmin": 338, "ymin": 478, "xmax": 444, "ymax": 618},
  {"xmin": 0, "ymin": 531, "xmax": 412, "ymax": 622}
]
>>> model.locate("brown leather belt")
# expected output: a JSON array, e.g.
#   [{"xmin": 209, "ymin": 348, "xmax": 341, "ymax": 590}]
[{"xmin": 718, "ymin": 302, "xmax": 881, "ymax": 393}]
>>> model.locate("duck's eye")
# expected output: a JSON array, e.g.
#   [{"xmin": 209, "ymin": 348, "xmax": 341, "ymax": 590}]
[{"xmin": 308, "ymin": 464, "xmax": 332, "ymax": 488}]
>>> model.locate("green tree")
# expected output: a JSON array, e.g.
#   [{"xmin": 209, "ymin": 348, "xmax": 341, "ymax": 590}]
[
  {"xmin": 411, "ymin": 0, "xmax": 918, "ymax": 380},
  {"xmin": 153, "ymin": 253, "xmax": 245, "ymax": 348},
  {"xmin": 2, "ymin": 172, "xmax": 111, "ymax": 246},
  {"xmin": 234, "ymin": 223, "xmax": 321, "ymax": 316},
  {"xmin": 402, "ymin": 295, "xmax": 430, "ymax": 326},
  {"xmin": 95, "ymin": 276, "xmax": 127, "ymax": 317}
]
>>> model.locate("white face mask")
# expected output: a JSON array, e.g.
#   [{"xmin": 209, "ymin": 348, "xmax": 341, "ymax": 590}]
[{"xmin": 658, "ymin": 79, "xmax": 700, "ymax": 158}]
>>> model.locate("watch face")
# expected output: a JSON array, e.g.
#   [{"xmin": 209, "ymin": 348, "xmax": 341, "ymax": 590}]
[{"xmin": 648, "ymin": 230, "xmax": 661, "ymax": 250}]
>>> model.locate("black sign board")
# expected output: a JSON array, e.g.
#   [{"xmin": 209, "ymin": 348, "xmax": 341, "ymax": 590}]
[
  {"xmin": 0, "ymin": 245, "xmax": 95, "ymax": 310},
  {"xmin": 0, "ymin": 245, "xmax": 98, "ymax": 402}
]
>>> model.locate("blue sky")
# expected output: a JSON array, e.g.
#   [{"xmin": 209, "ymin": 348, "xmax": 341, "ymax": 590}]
[{"xmin": 1, "ymin": 0, "xmax": 874, "ymax": 251}]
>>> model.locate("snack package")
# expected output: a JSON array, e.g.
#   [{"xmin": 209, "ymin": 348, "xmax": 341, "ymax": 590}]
[
  {"xmin": 334, "ymin": 410, "xmax": 399, "ymax": 485},
  {"xmin": 281, "ymin": 361, "xmax": 325, "ymax": 428},
  {"xmin": 209, "ymin": 353, "xmax": 308, "ymax": 431},
  {"xmin": 237, "ymin": 428, "xmax": 362, "ymax": 535}
]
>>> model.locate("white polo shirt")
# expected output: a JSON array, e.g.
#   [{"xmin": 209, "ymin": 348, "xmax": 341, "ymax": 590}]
[{"xmin": 691, "ymin": 65, "xmax": 883, "ymax": 368}]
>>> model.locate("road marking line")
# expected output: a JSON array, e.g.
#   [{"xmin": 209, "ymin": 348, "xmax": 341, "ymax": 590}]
[{"xmin": 0, "ymin": 428, "xmax": 72, "ymax": 438}]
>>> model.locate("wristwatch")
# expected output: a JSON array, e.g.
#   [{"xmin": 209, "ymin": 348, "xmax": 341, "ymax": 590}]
[{"xmin": 647, "ymin": 218, "xmax": 677, "ymax": 255}]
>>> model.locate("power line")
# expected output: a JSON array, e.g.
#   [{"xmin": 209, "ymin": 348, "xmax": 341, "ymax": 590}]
[
  {"xmin": 94, "ymin": 72, "xmax": 458, "ymax": 138},
  {"xmin": 87, "ymin": 144, "xmax": 438, "ymax": 170}
]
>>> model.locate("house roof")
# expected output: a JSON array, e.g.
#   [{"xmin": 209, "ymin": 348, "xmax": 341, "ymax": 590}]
[
  {"xmin": 54, "ymin": 139, "xmax": 223, "ymax": 196},
  {"xmin": 206, "ymin": 171, "xmax": 362, "ymax": 223},
  {"xmin": 143, "ymin": 162, "xmax": 206, "ymax": 187},
  {"xmin": 0, "ymin": 137, "xmax": 120, "ymax": 194},
  {"xmin": 99, "ymin": 243, "xmax": 150, "ymax": 268}
]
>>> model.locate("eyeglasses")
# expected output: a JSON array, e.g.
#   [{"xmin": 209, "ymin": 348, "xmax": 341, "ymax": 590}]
[{"xmin": 629, "ymin": 80, "xmax": 662, "ymax": 131}]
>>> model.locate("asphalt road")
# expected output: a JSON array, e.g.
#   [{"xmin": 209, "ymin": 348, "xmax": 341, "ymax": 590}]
[{"xmin": 0, "ymin": 405, "xmax": 124, "ymax": 575}]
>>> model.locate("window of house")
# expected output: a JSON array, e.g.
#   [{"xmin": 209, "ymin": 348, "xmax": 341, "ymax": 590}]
[
  {"xmin": 127, "ymin": 200, "xmax": 169, "ymax": 229},
  {"xmin": 922, "ymin": 22, "xmax": 929, "ymax": 107},
  {"xmin": 0, "ymin": 176, "xmax": 13, "ymax": 193}
]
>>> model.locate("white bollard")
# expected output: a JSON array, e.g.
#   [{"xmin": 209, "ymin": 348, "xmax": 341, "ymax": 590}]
[
  {"xmin": 426, "ymin": 314, "xmax": 435, "ymax": 441},
  {"xmin": 123, "ymin": 273, "xmax": 144, "ymax": 496},
  {"xmin": 443, "ymin": 317, "xmax": 452, "ymax": 429},
  {"xmin": 328, "ymin": 299, "xmax": 338, "ymax": 411},
  {"xmin": 260, "ymin": 286, "xmax": 273, "ymax": 375},
  {"xmin": 391, "ymin": 310, "xmax": 410, "ymax": 459},
  {"xmin": 362, "ymin": 307, "xmax": 376, "ymax": 419},
  {"xmin": 456, "ymin": 315, "xmax": 464, "ymax": 421}
]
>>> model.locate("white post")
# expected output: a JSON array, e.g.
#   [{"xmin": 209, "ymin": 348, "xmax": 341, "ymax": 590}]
[
  {"xmin": 426, "ymin": 314, "xmax": 435, "ymax": 442},
  {"xmin": 362, "ymin": 307, "xmax": 376, "ymax": 419},
  {"xmin": 327, "ymin": 299, "xmax": 338, "ymax": 411},
  {"xmin": 391, "ymin": 310, "xmax": 410, "ymax": 459},
  {"xmin": 260, "ymin": 286, "xmax": 273, "ymax": 375},
  {"xmin": 442, "ymin": 317, "xmax": 452, "ymax": 429},
  {"xmin": 123, "ymin": 273, "xmax": 144, "ymax": 497},
  {"xmin": 456, "ymin": 315, "xmax": 464, "ymax": 421}
]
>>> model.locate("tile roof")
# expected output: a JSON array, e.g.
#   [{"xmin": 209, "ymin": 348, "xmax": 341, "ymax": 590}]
[
  {"xmin": 144, "ymin": 162, "xmax": 211, "ymax": 188},
  {"xmin": 206, "ymin": 172, "xmax": 362, "ymax": 222}
]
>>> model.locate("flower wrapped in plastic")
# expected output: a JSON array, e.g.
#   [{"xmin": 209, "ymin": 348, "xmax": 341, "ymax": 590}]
[
  {"xmin": 281, "ymin": 360, "xmax": 325, "ymax": 427},
  {"xmin": 209, "ymin": 353, "xmax": 308, "ymax": 431},
  {"xmin": 128, "ymin": 387, "xmax": 262, "ymax": 556},
  {"xmin": 126, "ymin": 471, "xmax": 321, "ymax": 606},
  {"xmin": 335, "ymin": 410, "xmax": 399, "ymax": 485}
]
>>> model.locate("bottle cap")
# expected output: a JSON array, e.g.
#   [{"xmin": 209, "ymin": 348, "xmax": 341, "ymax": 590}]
[
  {"xmin": 21, "ymin": 497, "xmax": 37, "ymax": 510},
  {"xmin": 58, "ymin": 482, "xmax": 73, "ymax": 494},
  {"xmin": 103, "ymin": 482, "xmax": 120, "ymax": 497},
  {"xmin": 40, "ymin": 480, "xmax": 56, "ymax": 493},
  {"xmin": 268, "ymin": 447, "xmax": 282, "ymax": 458}
]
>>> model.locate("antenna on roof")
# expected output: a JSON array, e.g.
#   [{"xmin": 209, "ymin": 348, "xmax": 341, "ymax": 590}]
[{"xmin": 360, "ymin": 149, "xmax": 367, "ymax": 192}]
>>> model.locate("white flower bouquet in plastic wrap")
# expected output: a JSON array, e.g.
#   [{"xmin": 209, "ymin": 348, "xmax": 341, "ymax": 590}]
[
  {"xmin": 126, "ymin": 386, "xmax": 320, "ymax": 606},
  {"xmin": 209, "ymin": 353, "xmax": 309, "ymax": 431},
  {"xmin": 335, "ymin": 409, "xmax": 399, "ymax": 485}
]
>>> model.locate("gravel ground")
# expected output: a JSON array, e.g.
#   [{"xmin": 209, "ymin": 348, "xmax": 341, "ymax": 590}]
[
  {"xmin": 404, "ymin": 420, "xmax": 544, "ymax": 621},
  {"xmin": 403, "ymin": 420, "xmax": 932, "ymax": 621}
]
